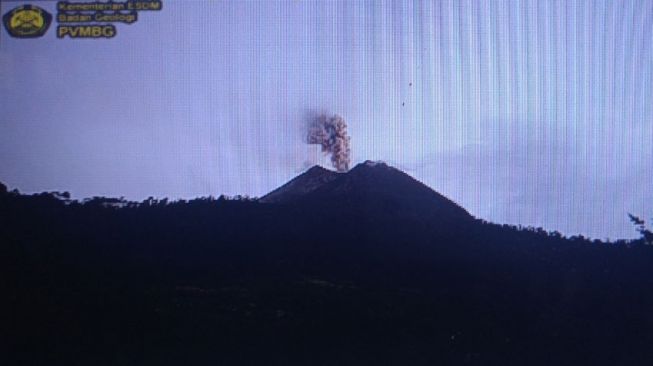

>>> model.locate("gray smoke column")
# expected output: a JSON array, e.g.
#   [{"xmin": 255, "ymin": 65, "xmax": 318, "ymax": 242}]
[{"xmin": 306, "ymin": 113, "xmax": 351, "ymax": 172}]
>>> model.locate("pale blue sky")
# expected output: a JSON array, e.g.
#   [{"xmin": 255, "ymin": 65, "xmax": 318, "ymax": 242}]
[{"xmin": 1, "ymin": 0, "xmax": 652, "ymax": 239}]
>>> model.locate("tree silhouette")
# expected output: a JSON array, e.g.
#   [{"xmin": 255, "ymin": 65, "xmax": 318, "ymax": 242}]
[{"xmin": 628, "ymin": 213, "xmax": 653, "ymax": 245}]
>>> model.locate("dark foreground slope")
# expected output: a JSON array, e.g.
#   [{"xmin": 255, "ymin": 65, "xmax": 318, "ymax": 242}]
[{"xmin": 2, "ymin": 164, "xmax": 653, "ymax": 366}]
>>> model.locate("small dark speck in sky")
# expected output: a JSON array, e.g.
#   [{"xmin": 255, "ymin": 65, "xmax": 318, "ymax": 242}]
[{"xmin": 409, "ymin": 82, "xmax": 412, "ymax": 86}]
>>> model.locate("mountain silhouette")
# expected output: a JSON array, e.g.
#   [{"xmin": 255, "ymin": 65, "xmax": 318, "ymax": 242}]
[
  {"xmin": 2, "ymin": 164, "xmax": 653, "ymax": 366},
  {"xmin": 262, "ymin": 160, "xmax": 472, "ymax": 225}
]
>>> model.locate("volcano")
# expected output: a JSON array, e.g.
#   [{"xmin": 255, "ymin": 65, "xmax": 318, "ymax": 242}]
[{"xmin": 261, "ymin": 160, "xmax": 472, "ymax": 223}]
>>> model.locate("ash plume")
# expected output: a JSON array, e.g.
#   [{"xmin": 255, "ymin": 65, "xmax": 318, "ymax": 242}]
[{"xmin": 305, "ymin": 113, "xmax": 351, "ymax": 172}]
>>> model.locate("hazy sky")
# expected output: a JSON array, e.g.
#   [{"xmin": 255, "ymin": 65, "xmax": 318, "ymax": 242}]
[{"xmin": 1, "ymin": 0, "xmax": 652, "ymax": 239}]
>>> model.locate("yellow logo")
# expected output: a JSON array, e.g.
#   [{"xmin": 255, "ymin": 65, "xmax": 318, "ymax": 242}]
[{"xmin": 3, "ymin": 5, "xmax": 53, "ymax": 38}]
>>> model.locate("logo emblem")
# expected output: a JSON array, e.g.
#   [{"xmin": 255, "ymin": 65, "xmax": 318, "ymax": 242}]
[{"xmin": 3, "ymin": 5, "xmax": 53, "ymax": 38}]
